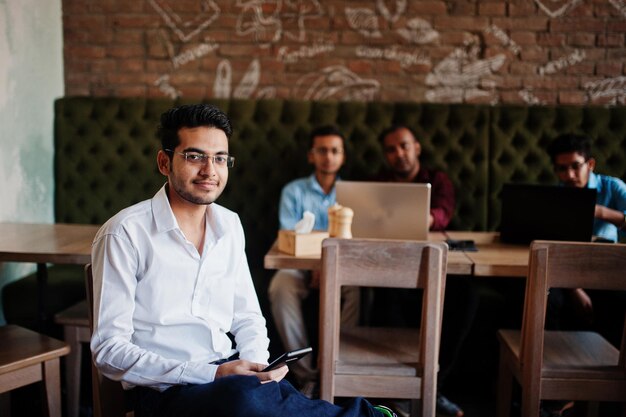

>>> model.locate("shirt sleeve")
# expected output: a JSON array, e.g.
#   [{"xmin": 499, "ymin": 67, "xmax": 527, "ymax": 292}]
[
  {"xmin": 429, "ymin": 171, "xmax": 456, "ymax": 231},
  {"xmin": 278, "ymin": 182, "xmax": 302, "ymax": 230},
  {"xmin": 91, "ymin": 233, "xmax": 216, "ymax": 391}
]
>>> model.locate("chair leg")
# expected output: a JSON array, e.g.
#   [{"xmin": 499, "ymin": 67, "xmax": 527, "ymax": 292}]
[
  {"xmin": 496, "ymin": 349, "xmax": 513, "ymax": 417},
  {"xmin": 520, "ymin": 381, "xmax": 541, "ymax": 417},
  {"xmin": 64, "ymin": 325, "xmax": 82, "ymax": 417},
  {"xmin": 42, "ymin": 358, "xmax": 63, "ymax": 417}
]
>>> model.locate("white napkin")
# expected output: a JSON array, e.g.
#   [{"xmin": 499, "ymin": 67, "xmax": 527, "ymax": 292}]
[{"xmin": 294, "ymin": 211, "xmax": 315, "ymax": 234}]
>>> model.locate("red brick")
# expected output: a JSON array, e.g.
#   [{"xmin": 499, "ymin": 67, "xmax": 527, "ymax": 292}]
[
  {"xmin": 510, "ymin": 61, "xmax": 539, "ymax": 76},
  {"xmin": 118, "ymin": 59, "xmax": 145, "ymax": 72},
  {"xmin": 479, "ymin": 2, "xmax": 506, "ymax": 16},
  {"xmin": 558, "ymin": 90, "xmax": 587, "ymax": 104},
  {"xmin": 492, "ymin": 17, "xmax": 548, "ymax": 31},
  {"xmin": 569, "ymin": 3, "xmax": 594, "ymax": 17},
  {"xmin": 520, "ymin": 47, "xmax": 549, "ymax": 62},
  {"xmin": 596, "ymin": 61, "xmax": 624, "ymax": 76},
  {"xmin": 550, "ymin": 19, "xmax": 606, "ymax": 32},
  {"xmin": 509, "ymin": 31, "xmax": 536, "ymax": 46},
  {"xmin": 107, "ymin": 45, "xmax": 145, "ymax": 58},
  {"xmin": 65, "ymin": 45, "xmax": 107, "ymax": 59},
  {"xmin": 115, "ymin": 85, "xmax": 148, "ymax": 97},
  {"xmin": 608, "ymin": 21, "xmax": 626, "ymax": 32},
  {"xmin": 597, "ymin": 34, "xmax": 625, "ymax": 47},
  {"xmin": 568, "ymin": 33, "xmax": 596, "ymax": 47},
  {"xmin": 508, "ymin": 3, "xmax": 538, "ymax": 17},
  {"xmin": 537, "ymin": 33, "xmax": 567, "ymax": 47},
  {"xmin": 112, "ymin": 15, "xmax": 156, "ymax": 29},
  {"xmin": 412, "ymin": 1, "xmax": 448, "ymax": 15},
  {"xmin": 434, "ymin": 16, "xmax": 489, "ymax": 31}
]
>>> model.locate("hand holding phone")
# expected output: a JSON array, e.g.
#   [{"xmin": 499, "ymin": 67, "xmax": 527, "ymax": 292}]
[{"xmin": 262, "ymin": 347, "xmax": 313, "ymax": 372}]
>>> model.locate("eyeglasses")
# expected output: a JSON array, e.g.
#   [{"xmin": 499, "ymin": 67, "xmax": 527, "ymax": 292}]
[
  {"xmin": 165, "ymin": 150, "xmax": 235, "ymax": 168},
  {"xmin": 554, "ymin": 160, "xmax": 587, "ymax": 173},
  {"xmin": 311, "ymin": 147, "xmax": 343, "ymax": 156}
]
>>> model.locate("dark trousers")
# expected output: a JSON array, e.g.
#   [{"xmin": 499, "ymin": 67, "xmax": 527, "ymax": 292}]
[{"xmin": 134, "ymin": 376, "xmax": 382, "ymax": 417}]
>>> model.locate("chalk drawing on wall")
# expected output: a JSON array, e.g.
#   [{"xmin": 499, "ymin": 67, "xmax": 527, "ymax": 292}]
[
  {"xmin": 609, "ymin": 0, "xmax": 626, "ymax": 18},
  {"xmin": 377, "ymin": 0, "xmax": 407, "ymax": 23},
  {"xmin": 293, "ymin": 65, "xmax": 380, "ymax": 100},
  {"xmin": 236, "ymin": 0, "xmax": 323, "ymax": 46},
  {"xmin": 172, "ymin": 41, "xmax": 219, "ymax": 69},
  {"xmin": 519, "ymin": 89, "xmax": 545, "ymax": 105},
  {"xmin": 213, "ymin": 59, "xmax": 275, "ymax": 99},
  {"xmin": 396, "ymin": 18, "xmax": 439, "ymax": 45},
  {"xmin": 425, "ymin": 34, "xmax": 505, "ymax": 103},
  {"xmin": 534, "ymin": 0, "xmax": 582, "ymax": 18},
  {"xmin": 154, "ymin": 75, "xmax": 181, "ymax": 99},
  {"xmin": 584, "ymin": 76, "xmax": 626, "ymax": 104},
  {"xmin": 538, "ymin": 49, "xmax": 586, "ymax": 76},
  {"xmin": 345, "ymin": 7, "xmax": 382, "ymax": 38},
  {"xmin": 149, "ymin": 0, "xmax": 220, "ymax": 43},
  {"xmin": 484, "ymin": 24, "xmax": 521, "ymax": 56}
]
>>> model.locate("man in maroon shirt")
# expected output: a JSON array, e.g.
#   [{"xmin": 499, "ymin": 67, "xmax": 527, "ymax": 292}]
[
  {"xmin": 376, "ymin": 125, "xmax": 455, "ymax": 231},
  {"xmin": 373, "ymin": 125, "xmax": 469, "ymax": 417}
]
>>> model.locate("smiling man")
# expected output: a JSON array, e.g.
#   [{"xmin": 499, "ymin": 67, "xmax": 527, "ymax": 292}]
[{"xmin": 91, "ymin": 105, "xmax": 393, "ymax": 417}]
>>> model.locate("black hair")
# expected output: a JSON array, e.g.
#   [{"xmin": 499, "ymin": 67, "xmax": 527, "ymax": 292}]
[
  {"xmin": 377, "ymin": 124, "xmax": 419, "ymax": 146},
  {"xmin": 308, "ymin": 125, "xmax": 346, "ymax": 149},
  {"xmin": 546, "ymin": 133, "xmax": 592, "ymax": 162},
  {"xmin": 157, "ymin": 104, "xmax": 233, "ymax": 152}
]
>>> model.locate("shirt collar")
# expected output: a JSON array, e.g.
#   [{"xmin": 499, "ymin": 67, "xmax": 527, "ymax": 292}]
[
  {"xmin": 587, "ymin": 171, "xmax": 600, "ymax": 190},
  {"xmin": 151, "ymin": 184, "xmax": 226, "ymax": 241},
  {"xmin": 307, "ymin": 173, "xmax": 340, "ymax": 195}
]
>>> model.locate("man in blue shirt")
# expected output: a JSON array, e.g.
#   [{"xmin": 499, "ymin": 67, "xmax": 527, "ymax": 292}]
[
  {"xmin": 547, "ymin": 133, "xmax": 626, "ymax": 341},
  {"xmin": 268, "ymin": 126, "xmax": 359, "ymax": 397}
]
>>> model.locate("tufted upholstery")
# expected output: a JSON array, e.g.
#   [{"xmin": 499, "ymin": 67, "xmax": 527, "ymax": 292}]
[{"xmin": 4, "ymin": 98, "xmax": 625, "ymax": 331}]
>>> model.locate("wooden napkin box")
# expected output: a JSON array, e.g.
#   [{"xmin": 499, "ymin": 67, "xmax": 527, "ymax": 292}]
[{"xmin": 277, "ymin": 230, "xmax": 329, "ymax": 256}]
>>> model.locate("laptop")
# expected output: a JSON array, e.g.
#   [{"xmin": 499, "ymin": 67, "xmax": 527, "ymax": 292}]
[
  {"xmin": 499, "ymin": 183, "xmax": 597, "ymax": 244},
  {"xmin": 335, "ymin": 181, "xmax": 431, "ymax": 240}
]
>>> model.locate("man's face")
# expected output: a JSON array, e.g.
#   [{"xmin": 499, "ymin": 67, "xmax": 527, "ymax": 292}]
[
  {"xmin": 308, "ymin": 134, "xmax": 345, "ymax": 176},
  {"xmin": 382, "ymin": 127, "xmax": 421, "ymax": 178},
  {"xmin": 157, "ymin": 126, "xmax": 229, "ymax": 206},
  {"xmin": 553, "ymin": 151, "xmax": 595, "ymax": 188}
]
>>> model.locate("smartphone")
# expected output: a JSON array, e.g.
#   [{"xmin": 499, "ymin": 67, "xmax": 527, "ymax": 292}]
[{"xmin": 262, "ymin": 347, "xmax": 313, "ymax": 372}]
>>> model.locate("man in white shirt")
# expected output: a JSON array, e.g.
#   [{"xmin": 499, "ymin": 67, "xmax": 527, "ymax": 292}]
[{"xmin": 91, "ymin": 104, "xmax": 395, "ymax": 417}]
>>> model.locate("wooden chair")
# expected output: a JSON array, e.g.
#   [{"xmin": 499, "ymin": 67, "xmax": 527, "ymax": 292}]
[
  {"xmin": 319, "ymin": 238, "xmax": 447, "ymax": 417},
  {"xmin": 85, "ymin": 264, "xmax": 130, "ymax": 417},
  {"xmin": 54, "ymin": 299, "xmax": 90, "ymax": 417},
  {"xmin": 0, "ymin": 324, "xmax": 70, "ymax": 417},
  {"xmin": 496, "ymin": 241, "xmax": 626, "ymax": 417}
]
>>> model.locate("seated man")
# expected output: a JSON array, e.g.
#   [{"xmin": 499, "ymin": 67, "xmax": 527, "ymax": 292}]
[
  {"xmin": 268, "ymin": 125, "xmax": 359, "ymax": 397},
  {"xmin": 90, "ymin": 104, "xmax": 395, "ymax": 417},
  {"xmin": 373, "ymin": 125, "xmax": 475, "ymax": 417}
]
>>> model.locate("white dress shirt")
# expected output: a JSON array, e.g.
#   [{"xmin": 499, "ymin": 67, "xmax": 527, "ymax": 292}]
[{"xmin": 91, "ymin": 185, "xmax": 270, "ymax": 391}]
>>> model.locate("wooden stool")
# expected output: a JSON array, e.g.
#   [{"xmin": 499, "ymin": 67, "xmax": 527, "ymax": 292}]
[
  {"xmin": 54, "ymin": 300, "xmax": 90, "ymax": 417},
  {"xmin": 0, "ymin": 324, "xmax": 70, "ymax": 417}
]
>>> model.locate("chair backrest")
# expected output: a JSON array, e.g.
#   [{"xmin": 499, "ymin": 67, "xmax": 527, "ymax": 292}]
[
  {"xmin": 521, "ymin": 241, "xmax": 626, "ymax": 376},
  {"xmin": 85, "ymin": 264, "xmax": 128, "ymax": 417},
  {"xmin": 319, "ymin": 238, "xmax": 448, "ymax": 409}
]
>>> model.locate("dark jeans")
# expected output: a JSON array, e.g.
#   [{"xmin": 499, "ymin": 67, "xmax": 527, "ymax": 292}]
[{"xmin": 134, "ymin": 376, "xmax": 382, "ymax": 417}]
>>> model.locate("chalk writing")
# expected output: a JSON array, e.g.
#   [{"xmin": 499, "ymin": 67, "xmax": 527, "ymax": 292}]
[
  {"xmin": 396, "ymin": 18, "xmax": 439, "ymax": 45},
  {"xmin": 377, "ymin": 0, "xmax": 406, "ymax": 23},
  {"xmin": 277, "ymin": 42, "xmax": 335, "ymax": 64},
  {"xmin": 294, "ymin": 65, "xmax": 380, "ymax": 100},
  {"xmin": 213, "ymin": 60, "xmax": 232, "ymax": 98},
  {"xmin": 154, "ymin": 75, "xmax": 181, "ymax": 99},
  {"xmin": 345, "ymin": 7, "xmax": 382, "ymax": 38},
  {"xmin": 484, "ymin": 24, "xmax": 521, "ymax": 56},
  {"xmin": 149, "ymin": 0, "xmax": 220, "ymax": 43},
  {"xmin": 584, "ymin": 76, "xmax": 626, "ymax": 104},
  {"xmin": 355, "ymin": 45, "xmax": 430, "ymax": 68},
  {"xmin": 172, "ymin": 41, "xmax": 219, "ymax": 69},
  {"xmin": 425, "ymin": 35, "xmax": 505, "ymax": 103},
  {"xmin": 538, "ymin": 49, "xmax": 585, "ymax": 76},
  {"xmin": 534, "ymin": 0, "xmax": 582, "ymax": 18},
  {"xmin": 256, "ymin": 86, "xmax": 277, "ymax": 98},
  {"xmin": 519, "ymin": 89, "xmax": 544, "ymax": 105},
  {"xmin": 609, "ymin": 0, "xmax": 626, "ymax": 18}
]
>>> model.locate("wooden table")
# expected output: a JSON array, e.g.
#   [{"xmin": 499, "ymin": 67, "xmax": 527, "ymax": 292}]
[
  {"xmin": 264, "ymin": 231, "xmax": 530, "ymax": 278},
  {"xmin": 265, "ymin": 232, "xmax": 474, "ymax": 275},
  {"xmin": 0, "ymin": 222, "xmax": 100, "ymax": 325}
]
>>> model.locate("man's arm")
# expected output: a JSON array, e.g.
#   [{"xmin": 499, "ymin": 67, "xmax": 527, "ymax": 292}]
[{"xmin": 429, "ymin": 171, "xmax": 456, "ymax": 231}]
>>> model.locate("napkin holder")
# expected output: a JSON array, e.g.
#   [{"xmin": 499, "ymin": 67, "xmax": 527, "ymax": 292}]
[{"xmin": 277, "ymin": 230, "xmax": 329, "ymax": 256}]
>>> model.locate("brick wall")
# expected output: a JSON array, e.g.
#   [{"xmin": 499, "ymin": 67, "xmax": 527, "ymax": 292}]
[{"xmin": 63, "ymin": 0, "xmax": 626, "ymax": 105}]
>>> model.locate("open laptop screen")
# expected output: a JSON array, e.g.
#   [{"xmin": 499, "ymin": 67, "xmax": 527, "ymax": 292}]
[
  {"xmin": 335, "ymin": 181, "xmax": 431, "ymax": 240},
  {"xmin": 499, "ymin": 183, "xmax": 596, "ymax": 244}
]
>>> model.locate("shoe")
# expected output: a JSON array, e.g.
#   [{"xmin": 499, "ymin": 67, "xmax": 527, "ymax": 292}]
[
  {"xmin": 374, "ymin": 405, "xmax": 398, "ymax": 417},
  {"xmin": 436, "ymin": 394, "xmax": 464, "ymax": 417},
  {"xmin": 299, "ymin": 381, "xmax": 319, "ymax": 399}
]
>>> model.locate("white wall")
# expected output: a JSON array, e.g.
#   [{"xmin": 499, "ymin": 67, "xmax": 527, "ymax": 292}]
[{"xmin": 0, "ymin": 0, "xmax": 64, "ymax": 324}]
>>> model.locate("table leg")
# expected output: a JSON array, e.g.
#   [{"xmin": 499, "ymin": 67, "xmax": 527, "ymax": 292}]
[{"xmin": 36, "ymin": 263, "xmax": 48, "ymax": 328}]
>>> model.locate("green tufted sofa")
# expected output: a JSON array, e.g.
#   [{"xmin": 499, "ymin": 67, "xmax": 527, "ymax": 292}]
[{"xmin": 3, "ymin": 97, "xmax": 626, "ymax": 334}]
